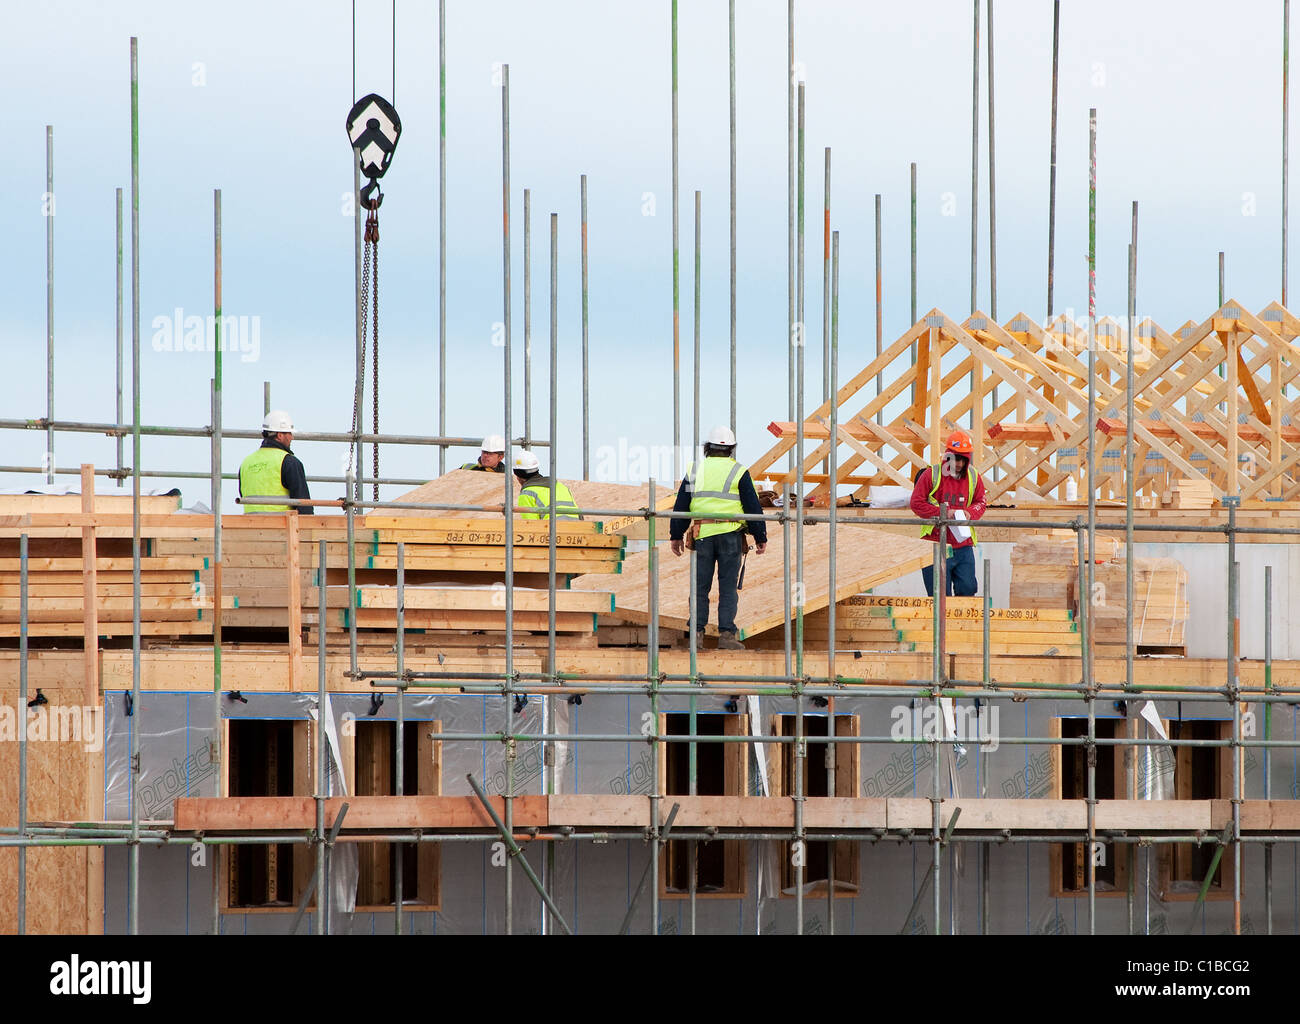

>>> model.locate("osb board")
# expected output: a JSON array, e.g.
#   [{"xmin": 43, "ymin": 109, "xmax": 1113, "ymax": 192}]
[
  {"xmin": 0, "ymin": 664, "xmax": 96, "ymax": 934},
  {"xmin": 569, "ymin": 525, "xmax": 933, "ymax": 638},
  {"xmin": 388, "ymin": 470, "xmax": 661, "ymax": 530}
]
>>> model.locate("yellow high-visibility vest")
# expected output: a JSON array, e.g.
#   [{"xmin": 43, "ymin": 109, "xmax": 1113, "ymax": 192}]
[
  {"xmin": 919, "ymin": 466, "xmax": 978, "ymax": 545},
  {"xmin": 518, "ymin": 478, "xmax": 579, "ymax": 520},
  {"xmin": 687, "ymin": 457, "xmax": 745, "ymax": 540},
  {"xmin": 239, "ymin": 447, "xmax": 290, "ymax": 513}
]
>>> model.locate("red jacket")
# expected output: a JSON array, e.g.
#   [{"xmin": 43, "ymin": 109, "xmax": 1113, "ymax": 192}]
[{"xmin": 910, "ymin": 466, "xmax": 986, "ymax": 548}]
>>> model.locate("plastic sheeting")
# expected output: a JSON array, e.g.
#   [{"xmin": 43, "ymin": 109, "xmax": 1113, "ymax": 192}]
[{"xmin": 100, "ymin": 686, "xmax": 1291, "ymax": 934}]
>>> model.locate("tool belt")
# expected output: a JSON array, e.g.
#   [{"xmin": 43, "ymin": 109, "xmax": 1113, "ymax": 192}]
[{"xmin": 683, "ymin": 522, "xmax": 753, "ymax": 553}]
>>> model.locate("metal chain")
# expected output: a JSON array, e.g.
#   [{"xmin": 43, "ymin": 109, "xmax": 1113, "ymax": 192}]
[
  {"xmin": 352, "ymin": 215, "xmax": 371, "ymax": 496},
  {"xmin": 371, "ymin": 226, "xmax": 380, "ymax": 503}
]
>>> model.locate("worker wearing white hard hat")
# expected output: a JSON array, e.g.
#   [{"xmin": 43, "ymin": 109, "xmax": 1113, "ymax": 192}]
[
  {"xmin": 511, "ymin": 451, "xmax": 580, "ymax": 520},
  {"xmin": 669, "ymin": 424, "xmax": 767, "ymax": 650},
  {"xmin": 239, "ymin": 410, "xmax": 314, "ymax": 514},
  {"xmin": 460, "ymin": 433, "xmax": 507, "ymax": 473}
]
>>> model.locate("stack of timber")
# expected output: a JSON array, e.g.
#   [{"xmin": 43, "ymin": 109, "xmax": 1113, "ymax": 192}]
[
  {"xmin": 744, "ymin": 595, "xmax": 1082, "ymax": 655},
  {"xmin": 153, "ymin": 514, "xmax": 623, "ymax": 644},
  {"xmin": 1163, "ymin": 478, "xmax": 1214, "ymax": 510},
  {"xmin": 1010, "ymin": 537, "xmax": 1188, "ymax": 653},
  {"xmin": 0, "ymin": 499, "xmax": 230, "ymax": 639},
  {"xmin": 1068, "ymin": 560, "xmax": 1188, "ymax": 652}
]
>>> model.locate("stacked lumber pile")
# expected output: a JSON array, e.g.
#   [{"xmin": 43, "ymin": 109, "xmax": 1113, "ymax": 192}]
[
  {"xmin": 745, "ymin": 595, "xmax": 1081, "ymax": 655},
  {"xmin": 1162, "ymin": 478, "xmax": 1214, "ymax": 510},
  {"xmin": 0, "ymin": 499, "xmax": 231, "ymax": 638},
  {"xmin": 1068, "ymin": 560, "xmax": 1188, "ymax": 650},
  {"xmin": 1010, "ymin": 537, "xmax": 1188, "ymax": 652},
  {"xmin": 156, "ymin": 515, "xmax": 623, "ymax": 643}
]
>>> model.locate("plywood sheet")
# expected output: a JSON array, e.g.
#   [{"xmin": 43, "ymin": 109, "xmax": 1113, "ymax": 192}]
[
  {"xmin": 570, "ymin": 524, "xmax": 933, "ymax": 638},
  {"xmin": 389, "ymin": 470, "xmax": 662, "ymax": 529}
]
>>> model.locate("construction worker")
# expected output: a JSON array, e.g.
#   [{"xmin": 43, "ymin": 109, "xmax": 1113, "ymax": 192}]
[
  {"xmin": 238, "ymin": 410, "xmax": 314, "ymax": 514},
  {"xmin": 512, "ymin": 451, "xmax": 580, "ymax": 519},
  {"xmin": 669, "ymin": 426, "xmax": 768, "ymax": 650},
  {"xmin": 911, "ymin": 429, "xmax": 986, "ymax": 596},
  {"xmin": 461, "ymin": 434, "xmax": 506, "ymax": 472}
]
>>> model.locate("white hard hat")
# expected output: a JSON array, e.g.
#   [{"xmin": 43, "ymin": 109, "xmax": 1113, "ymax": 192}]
[
  {"xmin": 482, "ymin": 434, "xmax": 506, "ymax": 453},
  {"xmin": 707, "ymin": 425, "xmax": 736, "ymax": 447},
  {"xmin": 513, "ymin": 451, "xmax": 540, "ymax": 473},
  {"xmin": 263, "ymin": 410, "xmax": 295, "ymax": 433}
]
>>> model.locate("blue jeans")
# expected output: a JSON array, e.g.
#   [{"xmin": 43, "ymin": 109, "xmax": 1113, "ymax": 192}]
[
  {"xmin": 921, "ymin": 544, "xmax": 977, "ymax": 597},
  {"xmin": 693, "ymin": 530, "xmax": 745, "ymax": 633}
]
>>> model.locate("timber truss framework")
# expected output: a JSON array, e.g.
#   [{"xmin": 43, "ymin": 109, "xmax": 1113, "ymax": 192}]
[{"xmin": 751, "ymin": 303, "xmax": 1300, "ymax": 505}]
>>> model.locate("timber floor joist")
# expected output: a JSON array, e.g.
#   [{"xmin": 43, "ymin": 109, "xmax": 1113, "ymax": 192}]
[
  {"xmin": 0, "ymin": 648, "xmax": 1291, "ymax": 693},
  {"xmin": 72, "ymin": 795, "xmax": 1300, "ymax": 836}
]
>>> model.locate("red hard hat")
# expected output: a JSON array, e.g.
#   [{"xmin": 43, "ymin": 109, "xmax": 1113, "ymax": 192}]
[{"xmin": 946, "ymin": 430, "xmax": 973, "ymax": 456}]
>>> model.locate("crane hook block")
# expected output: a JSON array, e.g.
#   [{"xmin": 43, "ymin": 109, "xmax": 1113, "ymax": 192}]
[{"xmin": 346, "ymin": 93, "xmax": 402, "ymax": 181}]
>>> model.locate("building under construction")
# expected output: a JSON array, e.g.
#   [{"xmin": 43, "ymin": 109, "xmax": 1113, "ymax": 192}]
[{"xmin": 5, "ymin": 5, "xmax": 1300, "ymax": 937}]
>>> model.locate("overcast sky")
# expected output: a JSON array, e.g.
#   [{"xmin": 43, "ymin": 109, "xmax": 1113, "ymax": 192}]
[{"xmin": 0, "ymin": 1, "xmax": 1290, "ymax": 508}]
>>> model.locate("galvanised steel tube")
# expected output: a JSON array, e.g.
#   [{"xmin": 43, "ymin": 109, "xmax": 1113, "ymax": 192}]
[
  {"xmin": 795, "ymin": 80, "xmax": 807, "ymax": 935},
  {"xmin": 981, "ymin": 558, "xmax": 991, "ymax": 935},
  {"xmin": 987, "ymin": 0, "xmax": 997, "ymax": 322},
  {"xmin": 672, "ymin": 0, "xmax": 681, "ymax": 478},
  {"xmin": 0, "ymin": 419, "xmax": 542, "ymax": 449},
  {"xmin": 46, "ymin": 126, "xmax": 54, "ymax": 485},
  {"xmin": 875, "ymin": 192, "xmax": 884, "ymax": 412},
  {"xmin": 729, "ymin": 0, "xmax": 737, "ymax": 434},
  {"xmin": 394, "ymin": 542, "xmax": 405, "ymax": 934},
  {"xmin": 0, "ymin": 465, "xmax": 433, "ymax": 488},
  {"xmin": 438, "ymin": 0, "xmax": 446, "ymax": 475},
  {"xmin": 380, "ymin": 677, "xmax": 1300, "ymax": 703},
  {"xmin": 211, "ymin": 188, "xmax": 225, "ymax": 938},
  {"xmin": 466, "ymin": 775, "xmax": 571, "ymax": 934},
  {"xmin": 969, "ymin": 0, "xmax": 979, "ymax": 315},
  {"xmin": 827, "ymin": 231, "xmax": 841, "ymax": 934},
  {"xmin": 524, "ymin": 189, "xmax": 532, "ymax": 451},
  {"xmin": 910, "ymin": 163, "xmax": 917, "ymax": 328},
  {"xmin": 116, "ymin": 188, "xmax": 124, "ymax": 487},
  {"xmin": 648, "ymin": 477, "xmax": 661, "ymax": 935},
  {"xmin": 1047, "ymin": 0, "xmax": 1060, "ymax": 316},
  {"xmin": 787, "ymin": 0, "xmax": 795, "ymax": 431},
  {"xmin": 128, "ymin": 35, "xmax": 142, "ymax": 937},
  {"xmin": 823, "ymin": 149, "xmax": 831, "ymax": 403},
  {"xmin": 582, "ymin": 174, "xmax": 591, "ymax": 475},
  {"xmin": 1265, "ymin": 563, "xmax": 1274, "ymax": 934},
  {"xmin": 316, "ymin": 537, "xmax": 327, "ymax": 936},
  {"xmin": 18, "ymin": 535, "xmax": 29, "ymax": 934},
  {"xmin": 501, "ymin": 62, "xmax": 515, "ymax": 934}
]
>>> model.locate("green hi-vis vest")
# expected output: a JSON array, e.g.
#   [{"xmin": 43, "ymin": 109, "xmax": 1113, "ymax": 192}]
[
  {"xmin": 460, "ymin": 461, "xmax": 504, "ymax": 473},
  {"xmin": 518, "ymin": 477, "xmax": 579, "ymax": 520},
  {"xmin": 919, "ymin": 465, "xmax": 978, "ymax": 545},
  {"xmin": 239, "ymin": 447, "xmax": 290, "ymax": 513},
  {"xmin": 687, "ymin": 457, "xmax": 746, "ymax": 540}
]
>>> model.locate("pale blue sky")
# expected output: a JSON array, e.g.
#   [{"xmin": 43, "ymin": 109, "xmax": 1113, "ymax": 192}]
[{"xmin": 0, "ymin": 0, "xmax": 1289, "ymax": 508}]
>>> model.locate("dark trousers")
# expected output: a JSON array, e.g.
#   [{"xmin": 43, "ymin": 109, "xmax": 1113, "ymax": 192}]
[
  {"xmin": 693, "ymin": 530, "xmax": 745, "ymax": 634},
  {"xmin": 921, "ymin": 543, "xmax": 978, "ymax": 597}
]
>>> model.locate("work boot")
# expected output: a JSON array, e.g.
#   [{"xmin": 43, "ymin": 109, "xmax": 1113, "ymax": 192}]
[
  {"xmin": 677, "ymin": 630, "xmax": 706, "ymax": 650},
  {"xmin": 716, "ymin": 631, "xmax": 745, "ymax": 651}
]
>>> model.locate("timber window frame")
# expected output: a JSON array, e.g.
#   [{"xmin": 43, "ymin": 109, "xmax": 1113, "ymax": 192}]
[
  {"xmin": 767, "ymin": 713, "xmax": 861, "ymax": 897},
  {"xmin": 657, "ymin": 711, "xmax": 749, "ymax": 898},
  {"xmin": 222, "ymin": 719, "xmax": 313, "ymax": 911},
  {"xmin": 1049, "ymin": 716, "xmax": 1131, "ymax": 898},
  {"xmin": 352, "ymin": 718, "xmax": 442, "ymax": 911},
  {"xmin": 1157, "ymin": 718, "xmax": 1238, "ymax": 902}
]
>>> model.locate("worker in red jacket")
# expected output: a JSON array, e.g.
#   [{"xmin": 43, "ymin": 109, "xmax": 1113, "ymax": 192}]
[{"xmin": 910, "ymin": 430, "xmax": 986, "ymax": 597}]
